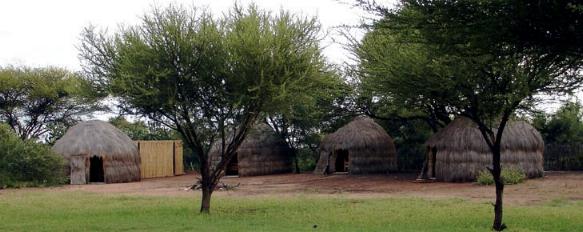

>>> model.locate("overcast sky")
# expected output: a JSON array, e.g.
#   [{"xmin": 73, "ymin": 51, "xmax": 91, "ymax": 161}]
[
  {"xmin": 0, "ymin": 0, "xmax": 389, "ymax": 70},
  {"xmin": 0, "ymin": 0, "xmax": 575, "ymax": 115}
]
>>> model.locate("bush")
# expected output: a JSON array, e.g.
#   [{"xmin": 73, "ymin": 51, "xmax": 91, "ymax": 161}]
[
  {"xmin": 476, "ymin": 170, "xmax": 495, "ymax": 185},
  {"xmin": 476, "ymin": 167, "xmax": 526, "ymax": 185},
  {"xmin": 296, "ymin": 148, "xmax": 317, "ymax": 172},
  {"xmin": 0, "ymin": 124, "xmax": 66, "ymax": 188}
]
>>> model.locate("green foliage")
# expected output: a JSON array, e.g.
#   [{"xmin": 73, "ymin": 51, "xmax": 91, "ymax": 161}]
[
  {"xmin": 533, "ymin": 101, "xmax": 583, "ymax": 144},
  {"xmin": 0, "ymin": 124, "xmax": 66, "ymax": 189},
  {"xmin": 476, "ymin": 170, "xmax": 495, "ymax": 185},
  {"xmin": 264, "ymin": 55, "xmax": 349, "ymax": 172},
  {"xmin": 108, "ymin": 116, "xmax": 178, "ymax": 141},
  {"xmin": 2, "ymin": 191, "xmax": 583, "ymax": 231},
  {"xmin": 379, "ymin": 120, "xmax": 432, "ymax": 171},
  {"xmin": 477, "ymin": 168, "xmax": 526, "ymax": 186},
  {"xmin": 532, "ymin": 102, "xmax": 583, "ymax": 170},
  {"xmin": 109, "ymin": 116, "xmax": 199, "ymax": 171},
  {"xmin": 354, "ymin": 0, "xmax": 583, "ymax": 132},
  {"xmin": 80, "ymin": 4, "xmax": 331, "ymax": 211},
  {"xmin": 0, "ymin": 66, "xmax": 102, "ymax": 141},
  {"xmin": 80, "ymin": 4, "xmax": 328, "ymax": 156},
  {"xmin": 296, "ymin": 148, "xmax": 318, "ymax": 172}
]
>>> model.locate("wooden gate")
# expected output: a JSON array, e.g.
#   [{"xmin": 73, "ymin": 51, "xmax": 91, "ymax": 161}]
[{"xmin": 136, "ymin": 140, "xmax": 184, "ymax": 178}]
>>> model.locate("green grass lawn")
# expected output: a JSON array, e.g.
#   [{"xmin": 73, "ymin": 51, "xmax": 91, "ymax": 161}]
[{"xmin": 0, "ymin": 191, "xmax": 582, "ymax": 232}]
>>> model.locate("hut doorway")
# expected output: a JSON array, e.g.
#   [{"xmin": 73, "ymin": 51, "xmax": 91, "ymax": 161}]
[
  {"xmin": 89, "ymin": 156, "xmax": 104, "ymax": 182},
  {"xmin": 226, "ymin": 154, "xmax": 239, "ymax": 176},
  {"xmin": 335, "ymin": 150, "xmax": 349, "ymax": 172}
]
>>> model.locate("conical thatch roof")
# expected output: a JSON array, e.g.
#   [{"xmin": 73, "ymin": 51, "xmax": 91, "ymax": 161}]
[
  {"xmin": 53, "ymin": 120, "xmax": 138, "ymax": 159},
  {"xmin": 321, "ymin": 117, "xmax": 395, "ymax": 151},
  {"xmin": 315, "ymin": 117, "xmax": 397, "ymax": 174},
  {"xmin": 239, "ymin": 123, "xmax": 289, "ymax": 150},
  {"xmin": 426, "ymin": 117, "xmax": 544, "ymax": 153},
  {"xmin": 210, "ymin": 123, "xmax": 292, "ymax": 176},
  {"xmin": 53, "ymin": 120, "xmax": 140, "ymax": 184},
  {"xmin": 423, "ymin": 116, "xmax": 544, "ymax": 182}
]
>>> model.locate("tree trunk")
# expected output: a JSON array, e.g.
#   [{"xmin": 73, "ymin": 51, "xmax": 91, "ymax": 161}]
[
  {"xmin": 491, "ymin": 146, "xmax": 506, "ymax": 231},
  {"xmin": 493, "ymin": 177, "xmax": 505, "ymax": 231},
  {"xmin": 200, "ymin": 185, "xmax": 213, "ymax": 213},
  {"xmin": 199, "ymin": 151, "xmax": 213, "ymax": 214},
  {"xmin": 292, "ymin": 148, "xmax": 300, "ymax": 174}
]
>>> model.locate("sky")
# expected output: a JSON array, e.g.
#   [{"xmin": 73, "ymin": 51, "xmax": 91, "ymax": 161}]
[
  {"xmin": 0, "ymin": 0, "xmax": 576, "ymax": 115},
  {"xmin": 0, "ymin": 0, "xmax": 386, "ymax": 70}
]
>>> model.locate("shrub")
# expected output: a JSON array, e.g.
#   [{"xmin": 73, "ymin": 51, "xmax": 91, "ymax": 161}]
[
  {"xmin": 476, "ymin": 167, "xmax": 526, "ymax": 185},
  {"xmin": 476, "ymin": 170, "xmax": 495, "ymax": 185},
  {"xmin": 501, "ymin": 167, "xmax": 527, "ymax": 184},
  {"xmin": 297, "ymin": 148, "xmax": 317, "ymax": 172},
  {"xmin": 0, "ymin": 124, "xmax": 66, "ymax": 188}
]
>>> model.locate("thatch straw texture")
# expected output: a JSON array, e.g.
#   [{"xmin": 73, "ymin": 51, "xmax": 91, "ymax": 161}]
[
  {"xmin": 210, "ymin": 123, "xmax": 293, "ymax": 176},
  {"xmin": 52, "ymin": 120, "xmax": 140, "ymax": 184},
  {"xmin": 424, "ymin": 117, "xmax": 544, "ymax": 182},
  {"xmin": 314, "ymin": 117, "xmax": 397, "ymax": 174}
]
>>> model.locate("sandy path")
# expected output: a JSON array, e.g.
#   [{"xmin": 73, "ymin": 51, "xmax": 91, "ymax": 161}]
[{"xmin": 4, "ymin": 171, "xmax": 583, "ymax": 205}]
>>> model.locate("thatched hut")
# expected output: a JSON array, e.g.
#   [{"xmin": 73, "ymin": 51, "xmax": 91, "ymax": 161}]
[
  {"xmin": 52, "ymin": 120, "xmax": 141, "ymax": 184},
  {"xmin": 210, "ymin": 123, "xmax": 293, "ymax": 177},
  {"xmin": 314, "ymin": 117, "xmax": 397, "ymax": 174},
  {"xmin": 420, "ymin": 117, "xmax": 544, "ymax": 182}
]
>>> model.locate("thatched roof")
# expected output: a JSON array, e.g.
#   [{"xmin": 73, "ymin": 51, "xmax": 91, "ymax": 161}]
[
  {"xmin": 426, "ymin": 117, "xmax": 544, "ymax": 153},
  {"xmin": 320, "ymin": 117, "xmax": 394, "ymax": 152},
  {"xmin": 53, "ymin": 120, "xmax": 138, "ymax": 159},
  {"xmin": 239, "ymin": 123, "xmax": 289, "ymax": 150}
]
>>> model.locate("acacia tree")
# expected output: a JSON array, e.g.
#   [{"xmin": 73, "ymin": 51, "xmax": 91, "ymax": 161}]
[
  {"xmin": 0, "ymin": 66, "xmax": 101, "ymax": 141},
  {"xmin": 355, "ymin": 0, "xmax": 583, "ymax": 230},
  {"xmin": 109, "ymin": 116, "xmax": 178, "ymax": 141},
  {"xmin": 80, "ymin": 4, "xmax": 329, "ymax": 213},
  {"xmin": 264, "ymin": 68, "xmax": 349, "ymax": 172},
  {"xmin": 351, "ymin": 23, "xmax": 453, "ymax": 132}
]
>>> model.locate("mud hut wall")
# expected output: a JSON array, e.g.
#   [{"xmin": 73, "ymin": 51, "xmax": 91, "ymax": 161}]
[
  {"xmin": 434, "ymin": 148, "xmax": 544, "ymax": 182},
  {"xmin": 237, "ymin": 145, "xmax": 293, "ymax": 176},
  {"xmin": 103, "ymin": 155, "xmax": 141, "ymax": 183},
  {"xmin": 314, "ymin": 147, "xmax": 397, "ymax": 174},
  {"xmin": 349, "ymin": 147, "xmax": 396, "ymax": 174}
]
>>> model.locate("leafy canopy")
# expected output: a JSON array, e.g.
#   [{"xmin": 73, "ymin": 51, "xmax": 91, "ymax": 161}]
[
  {"xmin": 0, "ymin": 66, "xmax": 101, "ymax": 141},
  {"xmin": 80, "ymin": 4, "xmax": 331, "ymax": 212}
]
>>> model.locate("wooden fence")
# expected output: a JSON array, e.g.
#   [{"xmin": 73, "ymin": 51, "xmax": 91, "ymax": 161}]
[
  {"xmin": 136, "ymin": 140, "xmax": 184, "ymax": 178},
  {"xmin": 544, "ymin": 144, "xmax": 583, "ymax": 171}
]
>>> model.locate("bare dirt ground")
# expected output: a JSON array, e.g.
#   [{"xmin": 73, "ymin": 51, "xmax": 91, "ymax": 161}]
[{"xmin": 7, "ymin": 171, "xmax": 583, "ymax": 205}]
